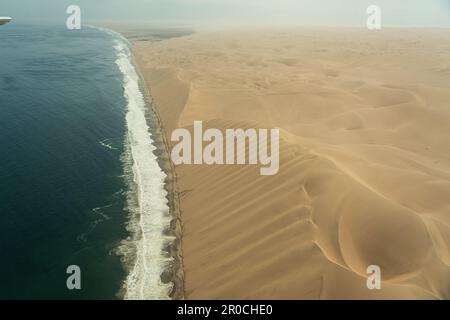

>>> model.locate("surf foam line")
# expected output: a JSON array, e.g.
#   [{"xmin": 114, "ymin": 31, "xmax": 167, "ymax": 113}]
[{"xmin": 112, "ymin": 34, "xmax": 174, "ymax": 300}]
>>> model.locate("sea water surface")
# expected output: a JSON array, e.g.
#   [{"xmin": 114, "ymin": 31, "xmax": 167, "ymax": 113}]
[{"xmin": 0, "ymin": 24, "xmax": 171, "ymax": 299}]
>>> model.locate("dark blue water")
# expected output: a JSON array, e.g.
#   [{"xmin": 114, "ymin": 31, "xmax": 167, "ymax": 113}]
[{"xmin": 0, "ymin": 24, "xmax": 128, "ymax": 299}]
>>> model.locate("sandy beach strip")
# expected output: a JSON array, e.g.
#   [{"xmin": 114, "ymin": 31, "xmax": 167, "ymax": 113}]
[
  {"xmin": 132, "ymin": 53, "xmax": 185, "ymax": 299},
  {"xmin": 132, "ymin": 27, "xmax": 450, "ymax": 299}
]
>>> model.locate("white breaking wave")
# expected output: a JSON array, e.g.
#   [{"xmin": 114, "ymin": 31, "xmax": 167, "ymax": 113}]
[
  {"xmin": 99, "ymin": 139, "xmax": 118, "ymax": 150},
  {"xmin": 112, "ymin": 36, "xmax": 174, "ymax": 299}
]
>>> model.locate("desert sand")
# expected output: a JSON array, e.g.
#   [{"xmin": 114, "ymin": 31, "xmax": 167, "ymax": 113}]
[{"xmin": 133, "ymin": 28, "xmax": 450, "ymax": 299}]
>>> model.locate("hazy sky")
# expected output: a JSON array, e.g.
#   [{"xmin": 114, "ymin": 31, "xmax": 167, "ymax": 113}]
[{"xmin": 1, "ymin": 0, "xmax": 449, "ymax": 27}]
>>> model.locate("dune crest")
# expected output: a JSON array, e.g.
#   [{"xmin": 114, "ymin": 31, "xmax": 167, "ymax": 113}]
[{"xmin": 134, "ymin": 28, "xmax": 450, "ymax": 299}]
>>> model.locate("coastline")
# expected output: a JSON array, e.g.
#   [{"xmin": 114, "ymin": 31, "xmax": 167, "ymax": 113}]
[
  {"xmin": 101, "ymin": 25, "xmax": 185, "ymax": 300},
  {"xmin": 130, "ymin": 50, "xmax": 185, "ymax": 300}
]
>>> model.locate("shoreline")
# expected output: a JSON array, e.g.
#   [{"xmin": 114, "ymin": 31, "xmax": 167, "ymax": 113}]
[
  {"xmin": 130, "ymin": 50, "xmax": 185, "ymax": 300},
  {"xmin": 102, "ymin": 24, "xmax": 185, "ymax": 299}
]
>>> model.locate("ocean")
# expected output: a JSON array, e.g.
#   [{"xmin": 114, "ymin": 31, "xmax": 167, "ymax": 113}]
[{"xmin": 0, "ymin": 24, "xmax": 172, "ymax": 299}]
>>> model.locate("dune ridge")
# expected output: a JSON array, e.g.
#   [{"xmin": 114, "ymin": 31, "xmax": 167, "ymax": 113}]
[{"xmin": 133, "ymin": 28, "xmax": 450, "ymax": 299}]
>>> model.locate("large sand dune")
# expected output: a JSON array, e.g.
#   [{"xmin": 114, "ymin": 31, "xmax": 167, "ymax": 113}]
[{"xmin": 133, "ymin": 28, "xmax": 450, "ymax": 299}]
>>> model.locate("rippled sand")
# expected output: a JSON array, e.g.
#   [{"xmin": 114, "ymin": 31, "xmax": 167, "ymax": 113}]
[{"xmin": 134, "ymin": 28, "xmax": 450, "ymax": 299}]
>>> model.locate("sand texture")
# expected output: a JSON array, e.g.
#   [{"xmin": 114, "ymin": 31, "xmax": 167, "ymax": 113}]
[{"xmin": 133, "ymin": 28, "xmax": 450, "ymax": 299}]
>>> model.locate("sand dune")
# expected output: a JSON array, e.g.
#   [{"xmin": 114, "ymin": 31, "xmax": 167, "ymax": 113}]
[{"xmin": 133, "ymin": 28, "xmax": 450, "ymax": 299}]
